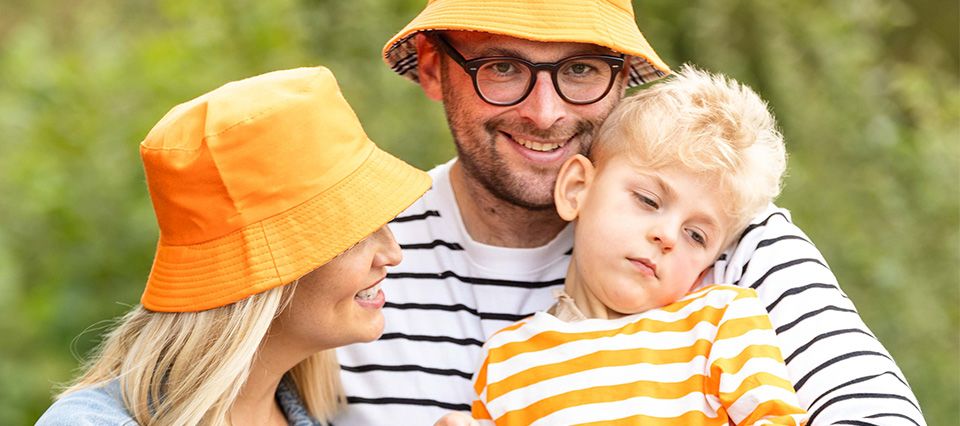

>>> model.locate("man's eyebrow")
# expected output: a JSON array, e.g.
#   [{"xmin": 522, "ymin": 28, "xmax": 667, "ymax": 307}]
[{"xmin": 471, "ymin": 45, "xmax": 618, "ymax": 60}]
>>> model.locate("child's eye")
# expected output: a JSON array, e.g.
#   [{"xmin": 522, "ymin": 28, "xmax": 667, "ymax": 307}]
[
  {"xmin": 687, "ymin": 228, "xmax": 707, "ymax": 246},
  {"xmin": 633, "ymin": 192, "xmax": 659, "ymax": 209}
]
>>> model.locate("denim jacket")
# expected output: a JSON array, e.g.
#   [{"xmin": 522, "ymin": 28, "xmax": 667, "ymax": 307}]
[{"xmin": 36, "ymin": 376, "xmax": 320, "ymax": 425}]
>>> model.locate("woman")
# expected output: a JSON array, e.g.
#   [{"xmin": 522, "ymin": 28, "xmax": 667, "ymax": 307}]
[{"xmin": 37, "ymin": 66, "xmax": 431, "ymax": 425}]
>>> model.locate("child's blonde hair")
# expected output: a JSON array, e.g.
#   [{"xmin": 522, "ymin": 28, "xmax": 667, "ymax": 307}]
[
  {"xmin": 591, "ymin": 64, "xmax": 787, "ymax": 243},
  {"xmin": 59, "ymin": 282, "xmax": 344, "ymax": 425}
]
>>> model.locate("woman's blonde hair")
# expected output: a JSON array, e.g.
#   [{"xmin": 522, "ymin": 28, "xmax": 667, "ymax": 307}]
[
  {"xmin": 59, "ymin": 282, "xmax": 345, "ymax": 425},
  {"xmin": 591, "ymin": 64, "xmax": 787, "ymax": 242}
]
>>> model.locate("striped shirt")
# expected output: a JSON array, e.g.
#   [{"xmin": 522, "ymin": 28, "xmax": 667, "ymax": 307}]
[
  {"xmin": 472, "ymin": 285, "xmax": 806, "ymax": 425},
  {"xmin": 334, "ymin": 159, "xmax": 925, "ymax": 425}
]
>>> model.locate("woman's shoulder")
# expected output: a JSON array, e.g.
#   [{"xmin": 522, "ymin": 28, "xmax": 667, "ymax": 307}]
[{"xmin": 36, "ymin": 380, "xmax": 137, "ymax": 426}]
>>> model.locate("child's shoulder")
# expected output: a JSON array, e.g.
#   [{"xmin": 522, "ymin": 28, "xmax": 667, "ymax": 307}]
[
  {"xmin": 685, "ymin": 283, "xmax": 759, "ymax": 301},
  {"xmin": 482, "ymin": 313, "xmax": 544, "ymax": 349}
]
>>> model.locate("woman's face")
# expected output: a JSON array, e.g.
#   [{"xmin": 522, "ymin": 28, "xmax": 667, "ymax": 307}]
[{"xmin": 271, "ymin": 225, "xmax": 402, "ymax": 351}]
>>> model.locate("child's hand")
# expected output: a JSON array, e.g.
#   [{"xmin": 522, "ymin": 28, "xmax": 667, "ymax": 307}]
[{"xmin": 433, "ymin": 411, "xmax": 479, "ymax": 426}]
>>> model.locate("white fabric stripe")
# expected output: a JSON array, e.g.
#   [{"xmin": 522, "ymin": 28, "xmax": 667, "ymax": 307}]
[
  {"xmin": 726, "ymin": 385, "xmax": 804, "ymax": 423},
  {"xmin": 340, "ymin": 337, "xmax": 479, "ymax": 375},
  {"xmin": 708, "ymin": 327, "xmax": 780, "ymax": 361},
  {"xmin": 340, "ymin": 368, "xmax": 472, "ymax": 401},
  {"xmin": 529, "ymin": 392, "xmax": 715, "ymax": 426},
  {"xmin": 776, "ymin": 310, "xmax": 877, "ymax": 358},
  {"xmin": 717, "ymin": 357, "xmax": 794, "ymax": 394},
  {"xmin": 487, "ymin": 356, "xmax": 709, "ymax": 415},
  {"xmin": 485, "ymin": 319, "xmax": 720, "ymax": 384},
  {"xmin": 484, "ymin": 285, "xmax": 755, "ymax": 349}
]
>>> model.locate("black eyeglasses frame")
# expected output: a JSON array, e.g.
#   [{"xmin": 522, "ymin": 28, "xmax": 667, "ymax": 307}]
[{"xmin": 429, "ymin": 33, "xmax": 626, "ymax": 107}]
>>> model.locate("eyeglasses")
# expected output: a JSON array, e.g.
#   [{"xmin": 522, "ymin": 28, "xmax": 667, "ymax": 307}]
[{"xmin": 430, "ymin": 34, "xmax": 625, "ymax": 107}]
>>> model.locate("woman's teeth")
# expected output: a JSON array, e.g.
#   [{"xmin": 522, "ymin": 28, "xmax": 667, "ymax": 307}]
[
  {"xmin": 355, "ymin": 283, "xmax": 381, "ymax": 301},
  {"xmin": 514, "ymin": 137, "xmax": 565, "ymax": 152}
]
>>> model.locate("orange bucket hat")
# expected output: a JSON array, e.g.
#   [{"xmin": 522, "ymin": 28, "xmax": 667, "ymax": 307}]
[
  {"xmin": 384, "ymin": 0, "xmax": 671, "ymax": 88},
  {"xmin": 139, "ymin": 66, "xmax": 431, "ymax": 312}
]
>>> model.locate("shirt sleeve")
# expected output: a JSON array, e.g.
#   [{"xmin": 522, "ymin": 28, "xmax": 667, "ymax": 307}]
[
  {"xmin": 35, "ymin": 384, "xmax": 138, "ymax": 426},
  {"xmin": 472, "ymin": 345, "xmax": 495, "ymax": 424},
  {"xmin": 712, "ymin": 205, "xmax": 926, "ymax": 425},
  {"xmin": 707, "ymin": 289, "xmax": 807, "ymax": 425}
]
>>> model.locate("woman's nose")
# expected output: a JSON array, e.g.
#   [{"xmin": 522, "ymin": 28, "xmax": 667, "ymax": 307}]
[{"xmin": 373, "ymin": 226, "xmax": 403, "ymax": 267}]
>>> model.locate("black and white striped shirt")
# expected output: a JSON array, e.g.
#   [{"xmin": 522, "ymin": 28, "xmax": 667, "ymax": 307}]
[{"xmin": 335, "ymin": 160, "xmax": 925, "ymax": 425}]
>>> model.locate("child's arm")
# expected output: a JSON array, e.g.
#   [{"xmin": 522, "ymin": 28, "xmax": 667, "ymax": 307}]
[
  {"xmin": 707, "ymin": 287, "xmax": 807, "ymax": 425},
  {"xmin": 712, "ymin": 206, "xmax": 924, "ymax": 424}
]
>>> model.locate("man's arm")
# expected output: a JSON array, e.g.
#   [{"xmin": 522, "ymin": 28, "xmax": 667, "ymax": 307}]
[{"xmin": 715, "ymin": 205, "xmax": 926, "ymax": 425}]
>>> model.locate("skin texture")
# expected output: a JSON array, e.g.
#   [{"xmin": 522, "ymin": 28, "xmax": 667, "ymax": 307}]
[
  {"xmin": 415, "ymin": 31, "xmax": 630, "ymax": 247},
  {"xmin": 269, "ymin": 225, "xmax": 402, "ymax": 349},
  {"xmin": 555, "ymin": 154, "xmax": 732, "ymax": 319},
  {"xmin": 231, "ymin": 226, "xmax": 402, "ymax": 426}
]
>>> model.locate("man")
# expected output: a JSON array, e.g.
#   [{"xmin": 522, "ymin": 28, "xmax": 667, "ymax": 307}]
[{"xmin": 336, "ymin": 1, "xmax": 925, "ymax": 424}]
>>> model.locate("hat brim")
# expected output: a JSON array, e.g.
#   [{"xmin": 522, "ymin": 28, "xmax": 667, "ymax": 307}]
[
  {"xmin": 384, "ymin": 0, "xmax": 671, "ymax": 87},
  {"xmin": 141, "ymin": 145, "xmax": 431, "ymax": 312}
]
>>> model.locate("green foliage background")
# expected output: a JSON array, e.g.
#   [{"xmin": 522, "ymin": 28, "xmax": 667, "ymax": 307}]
[{"xmin": 0, "ymin": 0, "xmax": 956, "ymax": 423}]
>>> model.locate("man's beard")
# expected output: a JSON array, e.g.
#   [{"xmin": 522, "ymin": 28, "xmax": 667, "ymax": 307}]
[{"xmin": 450, "ymin": 114, "xmax": 596, "ymax": 211}]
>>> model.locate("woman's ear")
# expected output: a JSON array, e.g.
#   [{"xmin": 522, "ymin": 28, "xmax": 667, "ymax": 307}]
[
  {"xmin": 555, "ymin": 154, "xmax": 595, "ymax": 221},
  {"xmin": 414, "ymin": 33, "xmax": 443, "ymax": 101}
]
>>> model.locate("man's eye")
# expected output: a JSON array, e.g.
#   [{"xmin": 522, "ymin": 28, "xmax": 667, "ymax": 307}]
[
  {"xmin": 490, "ymin": 62, "xmax": 517, "ymax": 74},
  {"xmin": 568, "ymin": 63, "xmax": 596, "ymax": 75}
]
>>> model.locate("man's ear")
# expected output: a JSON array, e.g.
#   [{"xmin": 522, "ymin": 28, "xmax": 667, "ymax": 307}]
[
  {"xmin": 555, "ymin": 154, "xmax": 595, "ymax": 221},
  {"xmin": 616, "ymin": 56, "xmax": 634, "ymax": 97},
  {"xmin": 414, "ymin": 33, "xmax": 443, "ymax": 101}
]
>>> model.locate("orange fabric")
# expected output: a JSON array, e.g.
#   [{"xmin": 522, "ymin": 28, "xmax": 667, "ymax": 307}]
[
  {"xmin": 383, "ymin": 0, "xmax": 671, "ymax": 86},
  {"xmin": 139, "ymin": 67, "xmax": 431, "ymax": 312},
  {"xmin": 472, "ymin": 285, "xmax": 807, "ymax": 425}
]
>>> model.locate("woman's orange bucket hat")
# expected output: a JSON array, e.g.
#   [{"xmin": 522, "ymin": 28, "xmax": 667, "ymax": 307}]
[
  {"xmin": 383, "ymin": 0, "xmax": 671, "ymax": 87},
  {"xmin": 139, "ymin": 66, "xmax": 431, "ymax": 312}
]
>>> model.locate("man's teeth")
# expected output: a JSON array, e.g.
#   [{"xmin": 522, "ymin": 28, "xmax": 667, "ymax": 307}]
[
  {"xmin": 355, "ymin": 283, "xmax": 381, "ymax": 301},
  {"xmin": 514, "ymin": 137, "xmax": 565, "ymax": 152}
]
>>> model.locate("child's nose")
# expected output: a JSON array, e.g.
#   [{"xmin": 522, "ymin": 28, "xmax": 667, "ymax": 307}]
[{"xmin": 647, "ymin": 223, "xmax": 676, "ymax": 253}]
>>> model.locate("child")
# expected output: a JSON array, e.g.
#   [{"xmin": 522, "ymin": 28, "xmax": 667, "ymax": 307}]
[{"xmin": 470, "ymin": 66, "xmax": 807, "ymax": 425}]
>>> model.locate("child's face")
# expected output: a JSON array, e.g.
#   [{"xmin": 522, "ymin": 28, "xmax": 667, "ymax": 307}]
[{"xmin": 556, "ymin": 154, "xmax": 732, "ymax": 318}]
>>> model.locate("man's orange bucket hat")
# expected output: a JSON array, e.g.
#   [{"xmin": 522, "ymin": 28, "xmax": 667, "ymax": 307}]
[
  {"xmin": 383, "ymin": 0, "xmax": 671, "ymax": 88},
  {"xmin": 139, "ymin": 66, "xmax": 431, "ymax": 312}
]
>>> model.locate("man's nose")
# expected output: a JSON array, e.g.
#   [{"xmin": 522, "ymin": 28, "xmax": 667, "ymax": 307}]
[{"xmin": 514, "ymin": 71, "xmax": 567, "ymax": 130}]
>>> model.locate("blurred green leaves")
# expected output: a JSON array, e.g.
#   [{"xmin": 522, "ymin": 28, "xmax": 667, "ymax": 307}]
[{"xmin": 0, "ymin": 0, "xmax": 956, "ymax": 423}]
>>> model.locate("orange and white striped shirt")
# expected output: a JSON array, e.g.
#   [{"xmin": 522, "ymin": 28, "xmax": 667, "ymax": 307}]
[{"xmin": 471, "ymin": 285, "xmax": 807, "ymax": 425}]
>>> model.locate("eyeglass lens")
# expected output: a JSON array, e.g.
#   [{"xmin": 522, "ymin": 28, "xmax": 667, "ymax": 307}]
[{"xmin": 475, "ymin": 58, "xmax": 615, "ymax": 104}]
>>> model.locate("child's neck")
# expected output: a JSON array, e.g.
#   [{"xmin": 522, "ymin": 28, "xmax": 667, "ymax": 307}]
[{"xmin": 562, "ymin": 267, "xmax": 626, "ymax": 320}]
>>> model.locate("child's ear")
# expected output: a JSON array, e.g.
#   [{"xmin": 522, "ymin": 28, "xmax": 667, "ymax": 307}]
[
  {"xmin": 555, "ymin": 154, "xmax": 595, "ymax": 221},
  {"xmin": 414, "ymin": 33, "xmax": 443, "ymax": 101}
]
